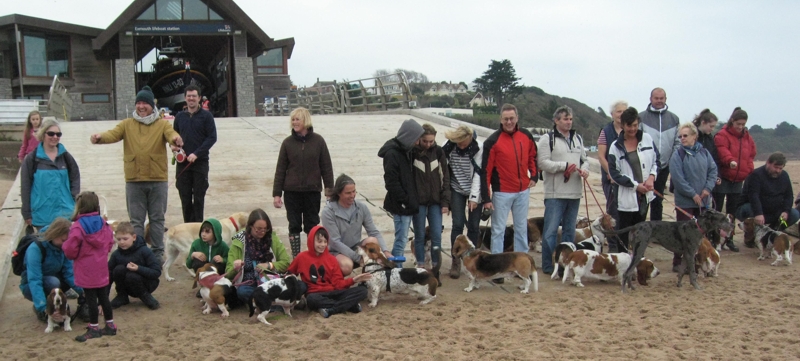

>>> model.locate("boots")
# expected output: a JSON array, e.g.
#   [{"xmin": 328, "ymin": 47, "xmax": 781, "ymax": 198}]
[
  {"xmin": 111, "ymin": 290, "xmax": 130, "ymax": 309},
  {"xmin": 140, "ymin": 292, "xmax": 160, "ymax": 310},
  {"xmin": 724, "ymin": 236, "xmax": 740, "ymax": 252},
  {"xmin": 449, "ymin": 257, "xmax": 461, "ymax": 279},
  {"xmin": 289, "ymin": 233, "xmax": 302, "ymax": 258}
]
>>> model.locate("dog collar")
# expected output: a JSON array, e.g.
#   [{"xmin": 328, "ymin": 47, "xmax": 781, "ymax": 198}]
[
  {"xmin": 229, "ymin": 217, "xmax": 239, "ymax": 231},
  {"xmin": 460, "ymin": 248, "xmax": 477, "ymax": 259}
]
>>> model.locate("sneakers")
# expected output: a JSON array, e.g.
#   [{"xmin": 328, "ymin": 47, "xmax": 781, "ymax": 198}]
[
  {"xmin": 319, "ymin": 308, "xmax": 333, "ymax": 318},
  {"xmin": 348, "ymin": 303, "xmax": 362, "ymax": 314},
  {"xmin": 75, "ymin": 326, "xmax": 102, "ymax": 342},
  {"xmin": 102, "ymin": 323, "xmax": 117, "ymax": 336},
  {"xmin": 140, "ymin": 293, "xmax": 160, "ymax": 310},
  {"xmin": 111, "ymin": 293, "xmax": 130, "ymax": 309}
]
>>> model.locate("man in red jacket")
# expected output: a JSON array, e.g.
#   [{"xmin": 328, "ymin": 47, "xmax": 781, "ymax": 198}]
[
  {"xmin": 481, "ymin": 104, "xmax": 538, "ymax": 273},
  {"xmin": 288, "ymin": 225, "xmax": 371, "ymax": 318}
]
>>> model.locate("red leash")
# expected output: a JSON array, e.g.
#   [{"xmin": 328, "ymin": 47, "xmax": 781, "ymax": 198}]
[
  {"xmin": 583, "ymin": 177, "xmax": 607, "ymax": 218},
  {"xmin": 652, "ymin": 189, "xmax": 704, "ymax": 233},
  {"xmin": 167, "ymin": 161, "xmax": 193, "ymax": 188}
]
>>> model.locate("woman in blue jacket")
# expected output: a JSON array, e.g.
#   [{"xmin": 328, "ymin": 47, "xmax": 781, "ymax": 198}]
[{"xmin": 20, "ymin": 218, "xmax": 83, "ymax": 322}]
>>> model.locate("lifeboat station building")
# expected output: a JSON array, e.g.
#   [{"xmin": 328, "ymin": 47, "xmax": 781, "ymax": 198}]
[{"xmin": 0, "ymin": 0, "xmax": 294, "ymax": 119}]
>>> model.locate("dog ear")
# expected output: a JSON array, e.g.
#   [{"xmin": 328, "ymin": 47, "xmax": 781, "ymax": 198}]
[{"xmin": 636, "ymin": 267, "xmax": 647, "ymax": 286}]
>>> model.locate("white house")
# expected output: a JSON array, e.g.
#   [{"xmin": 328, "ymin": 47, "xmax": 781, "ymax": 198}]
[
  {"xmin": 468, "ymin": 92, "xmax": 495, "ymax": 107},
  {"xmin": 424, "ymin": 82, "xmax": 468, "ymax": 96}
]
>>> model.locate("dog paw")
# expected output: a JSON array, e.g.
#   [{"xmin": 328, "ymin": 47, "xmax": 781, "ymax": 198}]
[
  {"xmin": 44, "ymin": 327, "xmax": 53, "ymax": 333},
  {"xmin": 166, "ymin": 276, "xmax": 175, "ymax": 282},
  {"xmin": 463, "ymin": 287, "xmax": 472, "ymax": 292},
  {"xmin": 520, "ymin": 289, "xmax": 529, "ymax": 294},
  {"xmin": 575, "ymin": 283, "xmax": 584, "ymax": 288},
  {"xmin": 220, "ymin": 313, "xmax": 229, "ymax": 318},
  {"xmin": 368, "ymin": 303, "xmax": 378, "ymax": 308},
  {"xmin": 202, "ymin": 309, "xmax": 211, "ymax": 315}
]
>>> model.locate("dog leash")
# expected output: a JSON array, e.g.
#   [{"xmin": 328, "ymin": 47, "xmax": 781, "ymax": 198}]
[
  {"xmin": 582, "ymin": 178, "xmax": 607, "ymax": 220},
  {"xmin": 652, "ymin": 190, "xmax": 705, "ymax": 233},
  {"xmin": 167, "ymin": 161, "xmax": 193, "ymax": 188}
]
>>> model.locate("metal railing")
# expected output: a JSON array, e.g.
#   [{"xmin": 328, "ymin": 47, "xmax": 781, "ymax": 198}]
[{"xmin": 47, "ymin": 75, "xmax": 72, "ymax": 121}]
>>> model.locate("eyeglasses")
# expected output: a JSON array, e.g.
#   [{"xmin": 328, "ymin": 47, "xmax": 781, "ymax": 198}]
[
  {"xmin": 46, "ymin": 131, "xmax": 63, "ymax": 138},
  {"xmin": 678, "ymin": 134, "xmax": 692, "ymax": 138},
  {"xmin": 252, "ymin": 227, "xmax": 270, "ymax": 233}
]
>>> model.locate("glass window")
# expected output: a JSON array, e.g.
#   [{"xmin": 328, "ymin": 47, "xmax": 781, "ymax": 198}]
[
  {"xmin": 24, "ymin": 35, "xmax": 47, "ymax": 76},
  {"xmin": 47, "ymin": 38, "xmax": 69, "ymax": 77},
  {"xmin": 209, "ymin": 8, "xmax": 222, "ymax": 20},
  {"xmin": 156, "ymin": 0, "xmax": 182, "ymax": 20},
  {"xmin": 256, "ymin": 48, "xmax": 284, "ymax": 75},
  {"xmin": 82, "ymin": 93, "xmax": 111, "ymax": 103},
  {"xmin": 183, "ymin": 0, "xmax": 208, "ymax": 20},
  {"xmin": 138, "ymin": 4, "xmax": 155, "ymax": 20}
]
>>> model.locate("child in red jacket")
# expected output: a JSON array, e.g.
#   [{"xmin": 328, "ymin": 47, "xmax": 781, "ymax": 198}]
[{"xmin": 288, "ymin": 225, "xmax": 371, "ymax": 318}]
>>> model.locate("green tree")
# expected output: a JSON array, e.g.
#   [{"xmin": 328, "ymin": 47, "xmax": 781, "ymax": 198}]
[
  {"xmin": 473, "ymin": 59, "xmax": 523, "ymax": 110},
  {"xmin": 749, "ymin": 124, "xmax": 764, "ymax": 133},
  {"xmin": 774, "ymin": 121, "xmax": 796, "ymax": 136}
]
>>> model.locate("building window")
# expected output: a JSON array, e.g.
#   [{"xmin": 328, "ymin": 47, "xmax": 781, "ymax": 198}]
[
  {"xmin": 141, "ymin": 0, "xmax": 222, "ymax": 20},
  {"xmin": 256, "ymin": 48, "xmax": 284, "ymax": 74},
  {"xmin": 82, "ymin": 93, "xmax": 111, "ymax": 103},
  {"xmin": 183, "ymin": 0, "xmax": 209, "ymax": 20},
  {"xmin": 157, "ymin": 0, "xmax": 182, "ymax": 20},
  {"xmin": 138, "ymin": 4, "xmax": 156, "ymax": 20},
  {"xmin": 23, "ymin": 34, "xmax": 69, "ymax": 78}
]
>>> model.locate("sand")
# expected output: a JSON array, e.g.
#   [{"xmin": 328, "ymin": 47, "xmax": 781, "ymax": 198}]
[{"xmin": 1, "ymin": 160, "xmax": 799, "ymax": 361}]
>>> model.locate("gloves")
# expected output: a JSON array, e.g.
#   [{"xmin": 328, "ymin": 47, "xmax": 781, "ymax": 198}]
[{"xmin": 564, "ymin": 163, "xmax": 578, "ymax": 182}]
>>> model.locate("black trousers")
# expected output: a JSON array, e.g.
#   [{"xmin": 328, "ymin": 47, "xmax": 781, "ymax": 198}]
[
  {"xmin": 111, "ymin": 265, "xmax": 159, "ymax": 298},
  {"xmin": 305, "ymin": 285, "xmax": 367, "ymax": 314},
  {"xmin": 284, "ymin": 191, "xmax": 322, "ymax": 235},
  {"xmin": 712, "ymin": 192, "xmax": 739, "ymax": 216},
  {"xmin": 84, "ymin": 286, "xmax": 112, "ymax": 324},
  {"xmin": 618, "ymin": 211, "xmax": 647, "ymax": 251},
  {"xmin": 176, "ymin": 160, "xmax": 210, "ymax": 223},
  {"xmin": 649, "ymin": 167, "xmax": 670, "ymax": 221}
]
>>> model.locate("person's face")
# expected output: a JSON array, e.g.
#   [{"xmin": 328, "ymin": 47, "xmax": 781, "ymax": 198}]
[
  {"xmin": 115, "ymin": 233, "xmax": 135, "ymax": 250},
  {"xmin": 338, "ymin": 184, "xmax": 356, "ymax": 208},
  {"xmin": 291, "ymin": 115, "xmax": 305, "ymax": 133},
  {"xmin": 766, "ymin": 161, "xmax": 784, "ymax": 178},
  {"xmin": 44, "ymin": 125, "xmax": 61, "ymax": 147},
  {"xmin": 250, "ymin": 220, "xmax": 270, "ymax": 239},
  {"xmin": 419, "ymin": 134, "xmax": 435, "ymax": 150},
  {"xmin": 732, "ymin": 119, "xmax": 747, "ymax": 133},
  {"xmin": 456, "ymin": 136, "xmax": 472, "ymax": 150},
  {"xmin": 185, "ymin": 90, "xmax": 200, "ymax": 110},
  {"xmin": 30, "ymin": 114, "xmax": 41, "ymax": 128},
  {"xmin": 699, "ymin": 120, "xmax": 718, "ymax": 135},
  {"xmin": 554, "ymin": 113, "xmax": 573, "ymax": 133},
  {"xmin": 611, "ymin": 105, "xmax": 625, "ymax": 123},
  {"xmin": 50, "ymin": 234, "xmax": 67, "ymax": 248},
  {"xmin": 200, "ymin": 227, "xmax": 215, "ymax": 244},
  {"xmin": 650, "ymin": 89, "xmax": 666, "ymax": 109},
  {"xmin": 623, "ymin": 120, "xmax": 640, "ymax": 138},
  {"xmin": 135, "ymin": 101, "xmax": 153, "ymax": 117},
  {"xmin": 678, "ymin": 127, "xmax": 696, "ymax": 147},
  {"xmin": 314, "ymin": 234, "xmax": 328, "ymax": 254},
  {"xmin": 500, "ymin": 110, "xmax": 518, "ymax": 133}
]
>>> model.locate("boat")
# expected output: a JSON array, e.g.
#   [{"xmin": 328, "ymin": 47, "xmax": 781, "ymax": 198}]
[{"xmin": 147, "ymin": 37, "xmax": 213, "ymax": 112}]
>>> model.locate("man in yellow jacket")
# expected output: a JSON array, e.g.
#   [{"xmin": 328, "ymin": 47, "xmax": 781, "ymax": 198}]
[{"xmin": 90, "ymin": 86, "xmax": 183, "ymax": 262}]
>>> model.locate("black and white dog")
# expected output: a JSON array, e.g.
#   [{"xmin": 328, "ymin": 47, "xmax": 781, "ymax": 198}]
[
  {"xmin": 357, "ymin": 247, "xmax": 438, "ymax": 307},
  {"xmin": 551, "ymin": 235, "xmax": 603, "ymax": 280},
  {"xmin": 248, "ymin": 275, "xmax": 305, "ymax": 325}
]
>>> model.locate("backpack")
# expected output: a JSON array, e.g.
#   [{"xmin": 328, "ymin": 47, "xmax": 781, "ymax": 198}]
[{"xmin": 11, "ymin": 234, "xmax": 46, "ymax": 276}]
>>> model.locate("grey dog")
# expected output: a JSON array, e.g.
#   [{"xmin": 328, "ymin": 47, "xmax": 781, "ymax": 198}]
[{"xmin": 603, "ymin": 209, "xmax": 733, "ymax": 292}]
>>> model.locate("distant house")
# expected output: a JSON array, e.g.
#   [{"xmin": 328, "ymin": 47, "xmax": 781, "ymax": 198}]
[
  {"xmin": 468, "ymin": 92, "xmax": 495, "ymax": 107},
  {"xmin": 311, "ymin": 78, "xmax": 337, "ymax": 94},
  {"xmin": 424, "ymin": 82, "xmax": 468, "ymax": 97}
]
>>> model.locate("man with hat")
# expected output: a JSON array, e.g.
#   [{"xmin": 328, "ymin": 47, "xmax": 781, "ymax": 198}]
[{"xmin": 90, "ymin": 86, "xmax": 183, "ymax": 262}]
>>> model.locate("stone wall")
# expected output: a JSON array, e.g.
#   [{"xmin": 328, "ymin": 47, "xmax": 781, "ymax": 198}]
[
  {"xmin": 234, "ymin": 57, "xmax": 255, "ymax": 117},
  {"xmin": 114, "ymin": 59, "xmax": 136, "ymax": 120},
  {"xmin": 0, "ymin": 79, "xmax": 11, "ymax": 99},
  {"xmin": 68, "ymin": 93, "xmax": 114, "ymax": 120}
]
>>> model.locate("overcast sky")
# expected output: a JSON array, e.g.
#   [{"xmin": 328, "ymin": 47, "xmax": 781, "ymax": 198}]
[{"xmin": 6, "ymin": 0, "xmax": 798, "ymax": 128}]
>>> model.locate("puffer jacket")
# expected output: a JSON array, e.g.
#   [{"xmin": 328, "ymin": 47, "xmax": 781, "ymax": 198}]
[
  {"xmin": 639, "ymin": 105, "xmax": 680, "ymax": 170},
  {"xmin": 607, "ymin": 130, "xmax": 660, "ymax": 212},
  {"xmin": 714, "ymin": 124, "xmax": 756, "ymax": 183},
  {"xmin": 412, "ymin": 143, "xmax": 450, "ymax": 208},
  {"xmin": 537, "ymin": 128, "xmax": 589, "ymax": 199},
  {"xmin": 20, "ymin": 143, "xmax": 80, "ymax": 227},
  {"xmin": 107, "ymin": 234, "xmax": 162, "ymax": 290},
  {"xmin": 63, "ymin": 212, "xmax": 115, "ymax": 289}
]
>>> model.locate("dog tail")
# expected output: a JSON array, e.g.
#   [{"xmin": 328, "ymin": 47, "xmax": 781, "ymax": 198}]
[
  {"xmin": 600, "ymin": 225, "xmax": 637, "ymax": 237},
  {"xmin": 247, "ymin": 290, "xmax": 257, "ymax": 317}
]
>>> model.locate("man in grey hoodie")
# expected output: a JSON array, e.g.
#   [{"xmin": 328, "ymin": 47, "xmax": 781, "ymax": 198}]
[
  {"xmin": 639, "ymin": 88, "xmax": 680, "ymax": 221},
  {"xmin": 378, "ymin": 119, "xmax": 425, "ymax": 259}
]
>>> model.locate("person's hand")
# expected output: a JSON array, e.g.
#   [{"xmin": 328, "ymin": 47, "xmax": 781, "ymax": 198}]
[
  {"xmin": 187, "ymin": 153, "xmax": 197, "ymax": 163},
  {"xmin": 468, "ymin": 201, "xmax": 478, "ymax": 212},
  {"xmin": 25, "ymin": 219, "xmax": 32, "ymax": 226},
  {"xmin": 693, "ymin": 194, "xmax": 704, "ymax": 207},
  {"xmin": 636, "ymin": 184, "xmax": 648, "ymax": 194},
  {"xmin": 579, "ymin": 169, "xmax": 589, "ymax": 179},
  {"xmin": 212, "ymin": 255, "xmax": 223, "ymax": 263},
  {"xmin": 170, "ymin": 145, "xmax": 180, "ymax": 152},
  {"xmin": 484, "ymin": 202, "xmax": 494, "ymax": 211},
  {"xmin": 780, "ymin": 212, "xmax": 788, "ymax": 222},
  {"xmin": 441, "ymin": 207, "xmax": 449, "ymax": 215},
  {"xmin": 233, "ymin": 259, "xmax": 243, "ymax": 270},
  {"xmin": 529, "ymin": 180, "xmax": 537, "ymax": 188},
  {"xmin": 606, "ymin": 173, "xmax": 612, "ymax": 181},
  {"xmin": 273, "ymin": 196, "xmax": 283, "ymax": 208},
  {"xmin": 352, "ymin": 273, "xmax": 372, "ymax": 283},
  {"xmin": 730, "ymin": 161, "xmax": 737, "ymax": 169},
  {"xmin": 644, "ymin": 176, "xmax": 655, "ymax": 191},
  {"xmin": 192, "ymin": 252, "xmax": 206, "ymax": 262},
  {"xmin": 383, "ymin": 250, "xmax": 392, "ymax": 259},
  {"xmin": 127, "ymin": 262, "xmax": 139, "ymax": 271},
  {"xmin": 700, "ymin": 189, "xmax": 711, "ymax": 199},
  {"xmin": 755, "ymin": 215, "xmax": 765, "ymax": 225},
  {"xmin": 90, "ymin": 134, "xmax": 101, "ymax": 144},
  {"xmin": 716, "ymin": 177, "xmax": 722, "ymax": 185},
  {"xmin": 173, "ymin": 135, "xmax": 184, "ymax": 147}
]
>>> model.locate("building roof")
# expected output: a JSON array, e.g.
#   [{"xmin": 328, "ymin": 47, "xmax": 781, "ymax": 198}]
[{"xmin": 0, "ymin": 14, "xmax": 104, "ymax": 37}]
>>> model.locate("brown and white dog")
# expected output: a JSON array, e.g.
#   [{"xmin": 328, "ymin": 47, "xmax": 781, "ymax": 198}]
[
  {"xmin": 452, "ymin": 235, "xmax": 538, "ymax": 293},
  {"xmin": 738, "ymin": 218, "xmax": 794, "ymax": 266},
  {"xmin": 478, "ymin": 216, "xmax": 546, "ymax": 253},
  {"xmin": 192, "ymin": 263, "xmax": 234, "ymax": 317},
  {"xmin": 561, "ymin": 250, "xmax": 660, "ymax": 288},
  {"xmin": 551, "ymin": 235, "xmax": 603, "ymax": 280},
  {"xmin": 636, "ymin": 258, "xmax": 660, "ymax": 286},
  {"xmin": 45, "ymin": 289, "xmax": 72, "ymax": 333},
  {"xmin": 163, "ymin": 211, "xmax": 249, "ymax": 281},
  {"xmin": 357, "ymin": 246, "xmax": 438, "ymax": 307},
  {"xmin": 568, "ymin": 214, "xmax": 616, "ymax": 246},
  {"xmin": 695, "ymin": 237, "xmax": 720, "ymax": 277}
]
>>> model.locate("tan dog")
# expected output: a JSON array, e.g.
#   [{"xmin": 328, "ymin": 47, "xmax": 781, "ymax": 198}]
[
  {"xmin": 694, "ymin": 237, "xmax": 720, "ymax": 277},
  {"xmin": 192, "ymin": 263, "xmax": 234, "ymax": 317},
  {"xmin": 163, "ymin": 211, "xmax": 249, "ymax": 281},
  {"xmin": 452, "ymin": 235, "xmax": 538, "ymax": 293}
]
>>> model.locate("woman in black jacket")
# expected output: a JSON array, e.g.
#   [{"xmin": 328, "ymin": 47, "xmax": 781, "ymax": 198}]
[{"xmin": 107, "ymin": 222, "xmax": 162, "ymax": 310}]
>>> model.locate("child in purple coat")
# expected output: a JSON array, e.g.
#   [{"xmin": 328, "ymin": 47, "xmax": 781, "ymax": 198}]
[{"xmin": 63, "ymin": 191, "xmax": 116, "ymax": 342}]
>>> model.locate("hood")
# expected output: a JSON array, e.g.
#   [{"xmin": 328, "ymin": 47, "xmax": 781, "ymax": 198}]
[
  {"xmin": 199, "ymin": 218, "xmax": 224, "ymax": 245},
  {"xmin": 722, "ymin": 123, "xmax": 745, "ymax": 138},
  {"xmin": 120, "ymin": 235, "xmax": 148, "ymax": 255},
  {"xmin": 307, "ymin": 225, "xmax": 329, "ymax": 257},
  {"xmin": 395, "ymin": 119, "xmax": 424, "ymax": 150},
  {"xmin": 77, "ymin": 212, "xmax": 104, "ymax": 235}
]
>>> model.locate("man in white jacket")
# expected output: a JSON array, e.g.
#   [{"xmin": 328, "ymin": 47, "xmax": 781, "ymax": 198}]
[{"xmin": 537, "ymin": 106, "xmax": 589, "ymax": 275}]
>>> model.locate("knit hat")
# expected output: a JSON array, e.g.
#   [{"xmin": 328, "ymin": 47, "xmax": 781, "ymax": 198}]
[{"xmin": 135, "ymin": 86, "xmax": 156, "ymax": 109}]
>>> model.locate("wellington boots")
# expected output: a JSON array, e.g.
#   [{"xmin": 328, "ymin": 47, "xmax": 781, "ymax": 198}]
[
  {"xmin": 449, "ymin": 257, "xmax": 461, "ymax": 279},
  {"xmin": 289, "ymin": 233, "xmax": 302, "ymax": 258}
]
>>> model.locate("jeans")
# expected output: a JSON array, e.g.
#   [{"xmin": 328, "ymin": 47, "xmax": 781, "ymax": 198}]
[
  {"xmin": 176, "ymin": 160, "xmax": 209, "ymax": 223},
  {"xmin": 284, "ymin": 191, "xmax": 322, "ymax": 235},
  {"xmin": 450, "ymin": 189, "xmax": 481, "ymax": 250},
  {"xmin": 541, "ymin": 198, "xmax": 581, "ymax": 273},
  {"xmin": 413, "ymin": 204, "xmax": 442, "ymax": 266},
  {"xmin": 391, "ymin": 214, "xmax": 414, "ymax": 257},
  {"xmin": 111, "ymin": 265, "xmax": 159, "ymax": 298},
  {"xmin": 490, "ymin": 189, "xmax": 530, "ymax": 254},
  {"xmin": 22, "ymin": 275, "xmax": 70, "ymax": 311},
  {"xmin": 126, "ymin": 181, "xmax": 168, "ymax": 258},
  {"xmin": 650, "ymin": 167, "xmax": 670, "ymax": 221},
  {"xmin": 735, "ymin": 204, "xmax": 800, "ymax": 227},
  {"xmin": 305, "ymin": 285, "xmax": 368, "ymax": 315},
  {"xmin": 236, "ymin": 285, "xmax": 256, "ymax": 304}
]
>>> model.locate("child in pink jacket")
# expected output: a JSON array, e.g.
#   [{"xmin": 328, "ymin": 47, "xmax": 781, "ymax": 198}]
[
  {"xmin": 18, "ymin": 110, "xmax": 41, "ymax": 161},
  {"xmin": 63, "ymin": 191, "xmax": 116, "ymax": 342}
]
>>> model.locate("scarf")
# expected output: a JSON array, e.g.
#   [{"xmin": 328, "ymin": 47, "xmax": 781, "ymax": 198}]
[
  {"xmin": 682, "ymin": 143, "xmax": 701, "ymax": 156},
  {"xmin": 132, "ymin": 110, "xmax": 159, "ymax": 125},
  {"xmin": 241, "ymin": 231, "xmax": 274, "ymax": 282}
]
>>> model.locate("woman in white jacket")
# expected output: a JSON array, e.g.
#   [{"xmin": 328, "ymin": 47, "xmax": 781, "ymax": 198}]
[{"xmin": 607, "ymin": 107, "xmax": 660, "ymax": 251}]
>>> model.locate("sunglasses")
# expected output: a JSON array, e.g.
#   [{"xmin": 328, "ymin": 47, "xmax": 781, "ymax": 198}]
[
  {"xmin": 46, "ymin": 131, "xmax": 63, "ymax": 138},
  {"xmin": 678, "ymin": 134, "xmax": 692, "ymax": 138}
]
